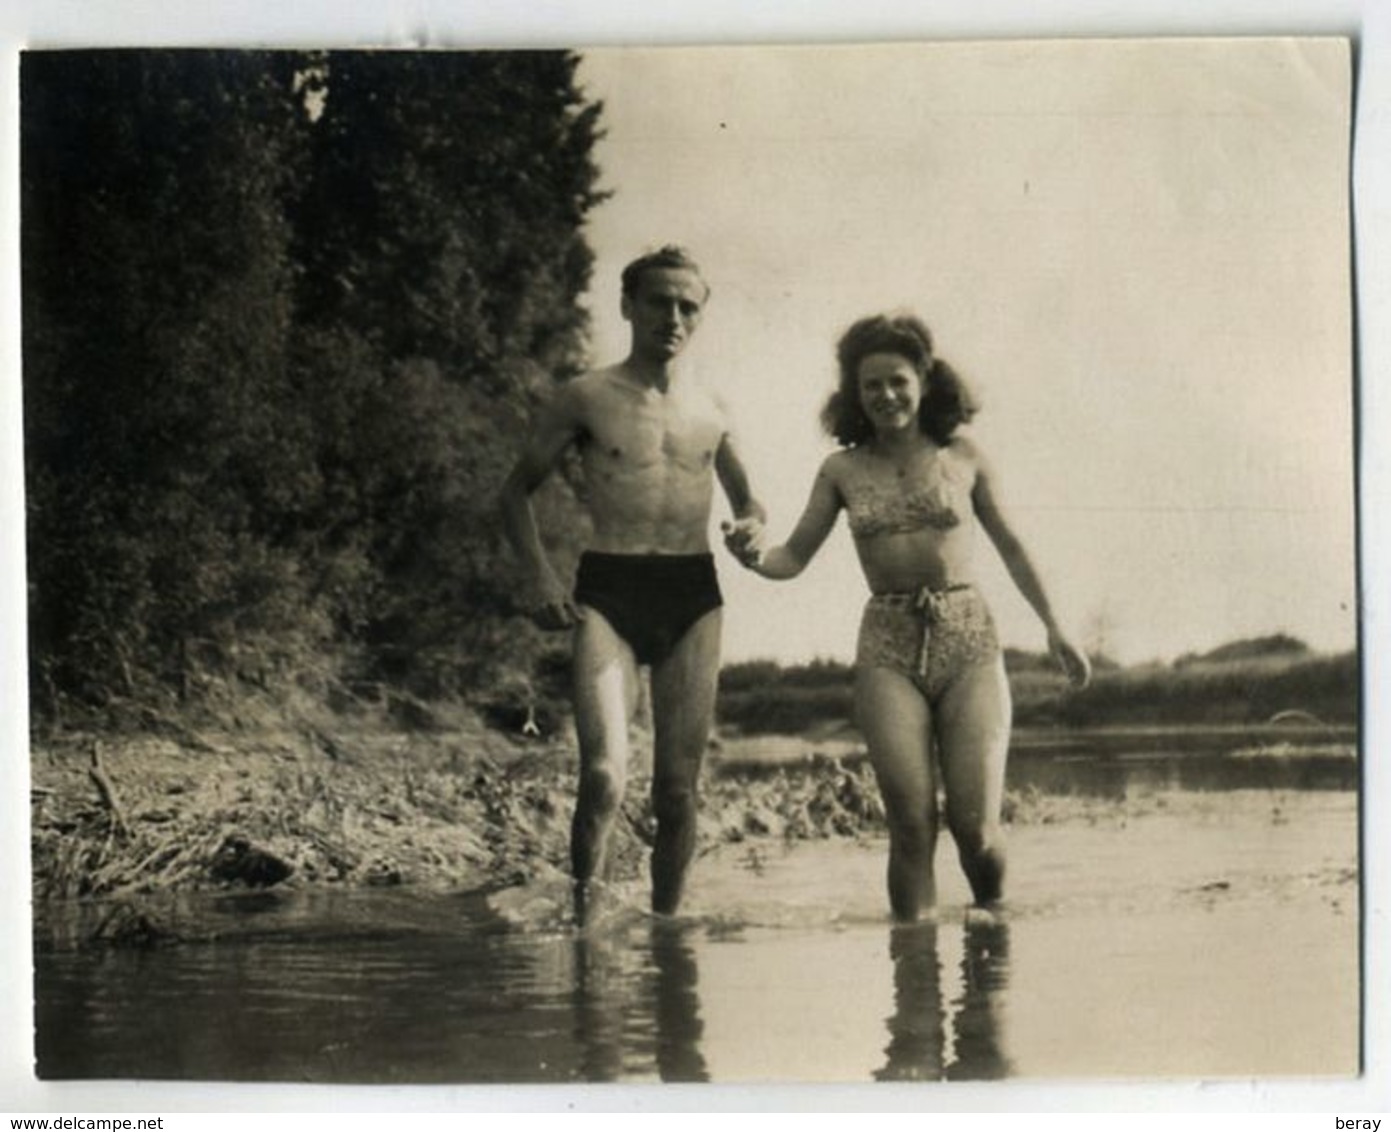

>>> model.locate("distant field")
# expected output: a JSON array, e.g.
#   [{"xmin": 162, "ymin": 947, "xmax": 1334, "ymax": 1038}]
[{"xmin": 717, "ymin": 643, "xmax": 1358, "ymax": 737}]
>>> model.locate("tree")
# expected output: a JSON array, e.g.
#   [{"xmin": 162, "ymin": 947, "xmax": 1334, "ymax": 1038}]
[
  {"xmin": 286, "ymin": 50, "xmax": 606, "ymax": 696},
  {"xmin": 22, "ymin": 50, "xmax": 315, "ymax": 708},
  {"xmin": 22, "ymin": 48, "xmax": 608, "ymax": 715}
]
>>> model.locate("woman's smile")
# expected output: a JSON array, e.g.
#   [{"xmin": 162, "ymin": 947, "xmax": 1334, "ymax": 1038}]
[{"xmin": 857, "ymin": 351, "xmax": 924, "ymax": 432}]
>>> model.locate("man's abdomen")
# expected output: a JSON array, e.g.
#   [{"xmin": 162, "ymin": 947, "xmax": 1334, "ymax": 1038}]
[{"xmin": 586, "ymin": 473, "xmax": 716, "ymax": 555}]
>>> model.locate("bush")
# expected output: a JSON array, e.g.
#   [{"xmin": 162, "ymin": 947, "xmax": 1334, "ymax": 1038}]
[
  {"xmin": 719, "ymin": 684, "xmax": 855, "ymax": 736},
  {"xmin": 1021, "ymin": 650, "xmax": 1358, "ymax": 728},
  {"xmin": 23, "ymin": 49, "xmax": 606, "ymax": 717},
  {"xmin": 718, "ymin": 648, "xmax": 1359, "ymax": 734}
]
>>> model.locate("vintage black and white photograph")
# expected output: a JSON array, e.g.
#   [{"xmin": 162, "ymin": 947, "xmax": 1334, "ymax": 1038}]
[{"xmin": 16, "ymin": 34, "xmax": 1362, "ymax": 1091}]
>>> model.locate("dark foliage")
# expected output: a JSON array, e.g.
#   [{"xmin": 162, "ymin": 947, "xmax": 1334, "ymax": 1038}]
[
  {"xmin": 1038, "ymin": 650, "xmax": 1358, "ymax": 728},
  {"xmin": 717, "ymin": 645, "xmax": 1358, "ymax": 734},
  {"xmin": 719, "ymin": 657, "xmax": 853, "ymax": 693},
  {"xmin": 719, "ymin": 657, "xmax": 857, "ymax": 734},
  {"xmin": 22, "ymin": 49, "xmax": 606, "ymax": 718},
  {"xmin": 1174, "ymin": 633, "xmax": 1312, "ymax": 667},
  {"xmin": 720, "ymin": 684, "xmax": 856, "ymax": 736}
]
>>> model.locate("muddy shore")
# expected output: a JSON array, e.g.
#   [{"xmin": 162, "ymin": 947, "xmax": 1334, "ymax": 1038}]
[
  {"xmin": 30, "ymin": 705, "xmax": 1356, "ymax": 951},
  {"xmin": 28, "ymin": 710, "xmax": 902, "ymax": 942}
]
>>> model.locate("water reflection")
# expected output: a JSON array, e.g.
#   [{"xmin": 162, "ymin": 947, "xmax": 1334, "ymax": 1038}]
[
  {"xmin": 947, "ymin": 919, "xmax": 1012, "ymax": 1080},
  {"xmin": 33, "ymin": 742, "xmax": 1355, "ymax": 1084},
  {"xmin": 570, "ymin": 921, "xmax": 708, "ymax": 1083},
  {"xmin": 1009, "ymin": 751, "xmax": 1356, "ymax": 801},
  {"xmin": 650, "ymin": 923, "xmax": 709, "ymax": 1082},
  {"xmin": 876, "ymin": 924, "xmax": 945, "ymax": 1080},
  {"xmin": 877, "ymin": 919, "xmax": 1012, "ymax": 1081},
  {"xmin": 571, "ymin": 932, "xmax": 624, "ymax": 1081}
]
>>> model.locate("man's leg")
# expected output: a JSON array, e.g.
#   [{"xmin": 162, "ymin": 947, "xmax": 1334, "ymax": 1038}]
[
  {"xmin": 571, "ymin": 607, "xmax": 640, "ymax": 916},
  {"xmin": 647, "ymin": 607, "xmax": 722, "ymax": 915}
]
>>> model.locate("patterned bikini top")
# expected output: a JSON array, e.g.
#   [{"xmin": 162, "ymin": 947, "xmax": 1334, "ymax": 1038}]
[{"xmin": 842, "ymin": 448, "xmax": 972, "ymax": 538}]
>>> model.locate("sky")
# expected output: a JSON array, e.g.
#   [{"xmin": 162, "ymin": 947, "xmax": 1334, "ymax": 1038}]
[{"xmin": 575, "ymin": 39, "xmax": 1356, "ymax": 667}]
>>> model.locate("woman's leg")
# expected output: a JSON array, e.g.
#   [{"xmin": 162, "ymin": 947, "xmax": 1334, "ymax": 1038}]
[
  {"xmin": 934, "ymin": 655, "xmax": 1012, "ymax": 906},
  {"xmin": 856, "ymin": 665, "xmax": 938, "ymax": 921}
]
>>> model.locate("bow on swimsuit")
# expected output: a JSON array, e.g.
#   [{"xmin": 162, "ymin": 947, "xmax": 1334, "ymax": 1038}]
[{"xmin": 843, "ymin": 450, "xmax": 1001, "ymax": 700}]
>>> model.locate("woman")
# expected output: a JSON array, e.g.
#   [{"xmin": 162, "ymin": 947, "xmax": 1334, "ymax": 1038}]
[{"xmin": 726, "ymin": 313, "xmax": 1090, "ymax": 921}]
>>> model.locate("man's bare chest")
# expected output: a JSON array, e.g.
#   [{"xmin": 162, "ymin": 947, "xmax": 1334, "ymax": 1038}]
[{"xmin": 582, "ymin": 395, "xmax": 724, "ymax": 474}]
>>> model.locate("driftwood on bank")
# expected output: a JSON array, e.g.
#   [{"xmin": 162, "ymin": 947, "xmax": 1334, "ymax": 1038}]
[{"xmin": 87, "ymin": 739, "xmax": 130, "ymax": 838}]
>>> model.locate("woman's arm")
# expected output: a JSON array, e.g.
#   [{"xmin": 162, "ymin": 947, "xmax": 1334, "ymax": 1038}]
[
  {"xmin": 968, "ymin": 442, "xmax": 1091, "ymax": 687},
  {"xmin": 729, "ymin": 457, "xmax": 844, "ymax": 580}
]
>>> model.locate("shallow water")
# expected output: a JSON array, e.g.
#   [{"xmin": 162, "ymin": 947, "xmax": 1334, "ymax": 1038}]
[{"xmin": 33, "ymin": 749, "xmax": 1359, "ymax": 1084}]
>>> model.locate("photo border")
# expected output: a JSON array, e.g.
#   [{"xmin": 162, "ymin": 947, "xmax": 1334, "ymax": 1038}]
[{"xmin": 2, "ymin": 0, "xmax": 1383, "ymax": 1115}]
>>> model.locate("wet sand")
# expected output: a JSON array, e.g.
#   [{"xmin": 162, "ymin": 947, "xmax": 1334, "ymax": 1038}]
[{"xmin": 684, "ymin": 787, "xmax": 1357, "ymax": 1080}]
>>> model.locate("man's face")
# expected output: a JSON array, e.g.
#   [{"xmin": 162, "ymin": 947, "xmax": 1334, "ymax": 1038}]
[{"xmin": 622, "ymin": 267, "xmax": 707, "ymax": 361}]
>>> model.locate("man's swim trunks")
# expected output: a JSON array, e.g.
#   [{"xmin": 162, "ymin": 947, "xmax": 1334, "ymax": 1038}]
[
  {"xmin": 574, "ymin": 551, "xmax": 723, "ymax": 666},
  {"xmin": 855, "ymin": 584, "xmax": 1001, "ymax": 700}
]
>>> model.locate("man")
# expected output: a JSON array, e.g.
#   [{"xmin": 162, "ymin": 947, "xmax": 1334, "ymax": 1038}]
[{"xmin": 498, "ymin": 245, "xmax": 765, "ymax": 918}]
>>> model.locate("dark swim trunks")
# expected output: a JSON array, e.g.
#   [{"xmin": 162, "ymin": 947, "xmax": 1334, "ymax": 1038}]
[{"xmin": 574, "ymin": 551, "xmax": 723, "ymax": 666}]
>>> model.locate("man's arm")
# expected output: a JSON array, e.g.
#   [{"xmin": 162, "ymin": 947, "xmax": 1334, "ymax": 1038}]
[
  {"xmin": 713, "ymin": 413, "xmax": 767, "ymax": 565},
  {"xmin": 497, "ymin": 382, "xmax": 587, "ymax": 630},
  {"xmin": 714, "ymin": 432, "xmax": 766, "ymax": 523}
]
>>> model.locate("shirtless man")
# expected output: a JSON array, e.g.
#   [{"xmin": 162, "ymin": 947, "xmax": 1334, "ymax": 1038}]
[{"xmin": 498, "ymin": 246, "xmax": 765, "ymax": 918}]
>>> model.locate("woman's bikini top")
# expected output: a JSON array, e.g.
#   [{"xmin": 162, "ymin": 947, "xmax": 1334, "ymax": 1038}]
[{"xmin": 842, "ymin": 447, "xmax": 972, "ymax": 538}]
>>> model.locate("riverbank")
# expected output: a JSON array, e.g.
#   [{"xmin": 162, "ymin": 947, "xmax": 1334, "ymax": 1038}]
[
  {"xmin": 28, "ymin": 712, "xmax": 1359, "ymax": 947},
  {"xmin": 31, "ymin": 716, "xmax": 592, "ymax": 907},
  {"xmin": 28, "ymin": 713, "xmax": 892, "ymax": 925},
  {"xmin": 32, "ymin": 787, "xmax": 1360, "ymax": 1081}
]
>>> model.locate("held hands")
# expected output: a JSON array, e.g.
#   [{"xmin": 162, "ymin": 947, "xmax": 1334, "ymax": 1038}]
[
  {"xmin": 721, "ymin": 516, "xmax": 765, "ymax": 569},
  {"xmin": 521, "ymin": 567, "xmax": 584, "ymax": 631},
  {"xmin": 1049, "ymin": 627, "xmax": 1092, "ymax": 689}
]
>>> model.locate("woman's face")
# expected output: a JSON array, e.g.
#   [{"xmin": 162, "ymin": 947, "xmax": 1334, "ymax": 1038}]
[{"xmin": 856, "ymin": 351, "xmax": 923, "ymax": 436}]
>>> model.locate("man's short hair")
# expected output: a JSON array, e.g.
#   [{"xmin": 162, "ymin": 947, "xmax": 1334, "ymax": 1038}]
[{"xmin": 620, "ymin": 245, "xmax": 709, "ymax": 299}]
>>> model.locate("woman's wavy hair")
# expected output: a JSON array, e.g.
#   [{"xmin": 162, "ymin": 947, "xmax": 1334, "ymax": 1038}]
[{"xmin": 821, "ymin": 313, "xmax": 979, "ymax": 447}]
